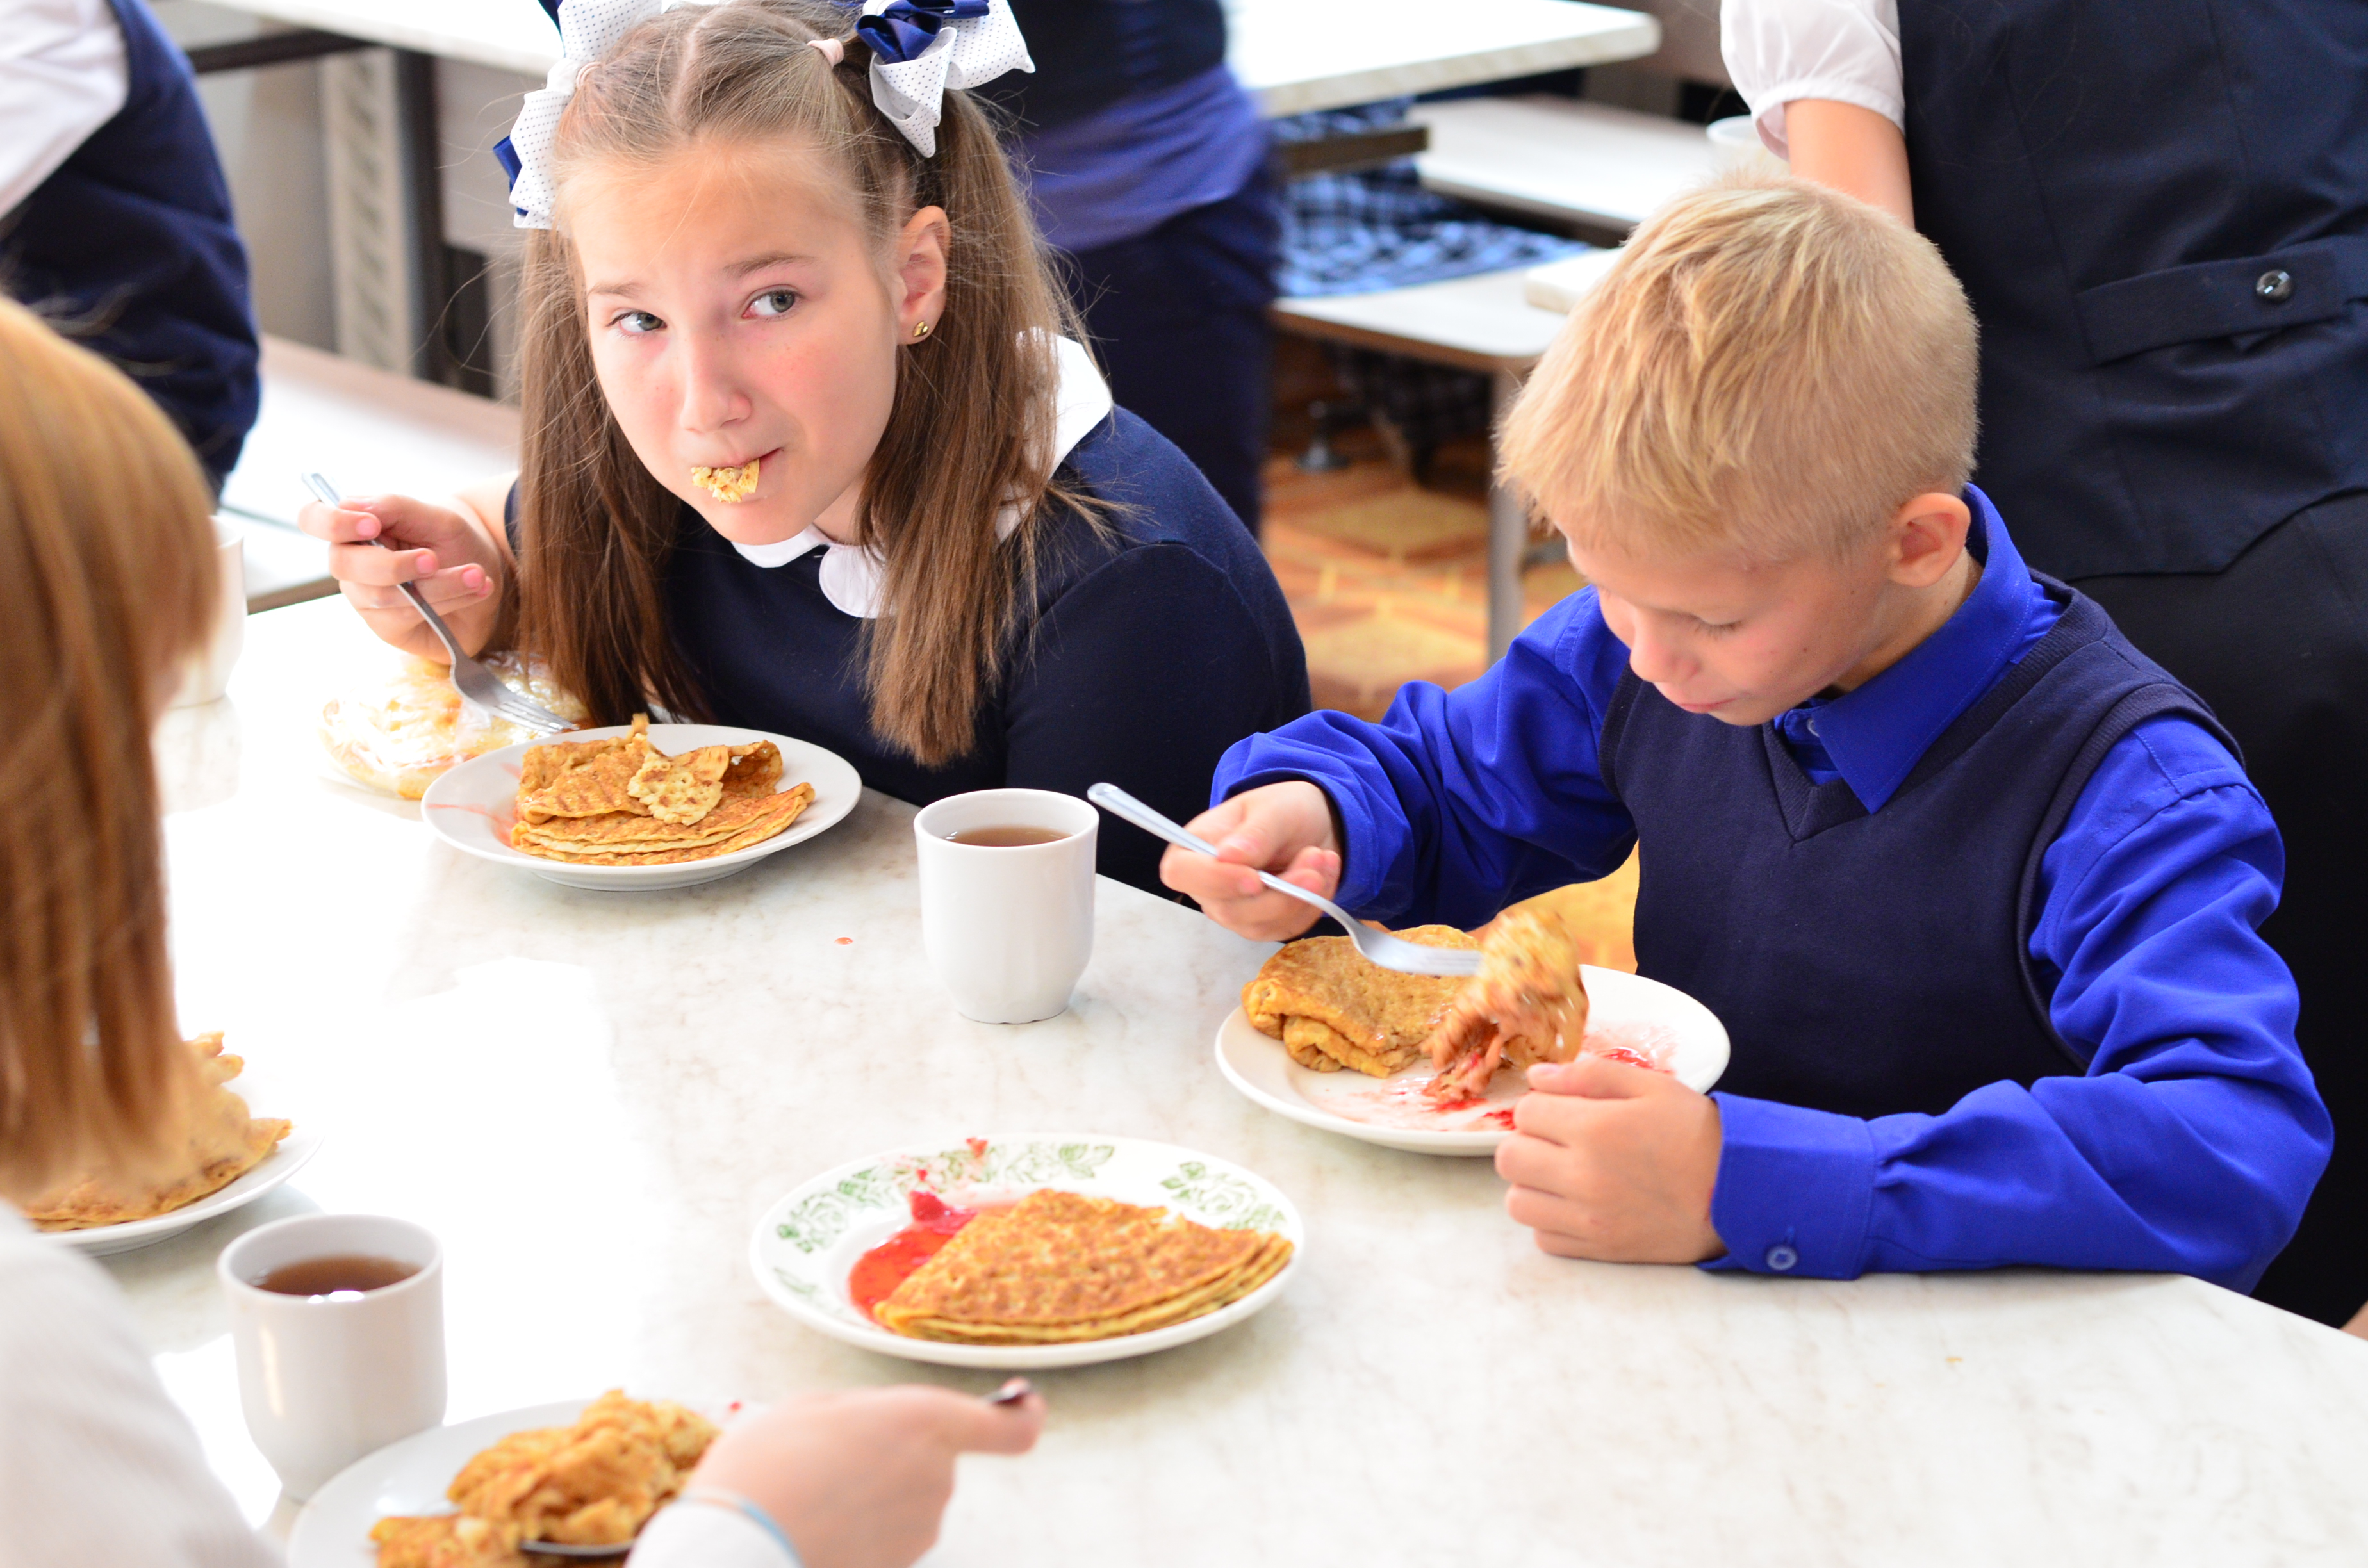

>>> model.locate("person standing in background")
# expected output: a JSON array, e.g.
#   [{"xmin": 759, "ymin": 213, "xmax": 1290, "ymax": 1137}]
[
  {"xmin": 1723, "ymin": 0, "xmax": 2368, "ymax": 1331},
  {"xmin": 0, "ymin": 0, "xmax": 258, "ymax": 493},
  {"xmin": 983, "ymin": 0, "xmax": 1277, "ymax": 535}
]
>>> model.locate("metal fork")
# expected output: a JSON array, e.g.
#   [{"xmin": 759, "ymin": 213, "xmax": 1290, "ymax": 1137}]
[
  {"xmin": 301, "ymin": 472, "xmax": 572, "ymax": 734},
  {"xmin": 1087, "ymin": 783, "xmax": 1481, "ymax": 977}
]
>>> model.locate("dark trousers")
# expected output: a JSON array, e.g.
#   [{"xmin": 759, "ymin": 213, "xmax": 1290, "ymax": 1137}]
[
  {"xmin": 2076, "ymin": 492, "xmax": 2368, "ymax": 1327},
  {"xmin": 1058, "ymin": 173, "xmax": 1279, "ymax": 535}
]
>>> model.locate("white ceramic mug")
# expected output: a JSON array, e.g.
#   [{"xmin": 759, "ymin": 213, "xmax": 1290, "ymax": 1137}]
[
  {"xmin": 1707, "ymin": 114, "xmax": 1788, "ymax": 175},
  {"xmin": 913, "ymin": 788, "xmax": 1098, "ymax": 1024},
  {"xmin": 218, "ymin": 1213, "xmax": 447, "ymax": 1500},
  {"xmin": 170, "ymin": 516, "xmax": 246, "ymax": 707}
]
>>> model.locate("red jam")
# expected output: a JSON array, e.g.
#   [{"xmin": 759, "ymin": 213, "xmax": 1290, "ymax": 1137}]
[
  {"xmin": 1481, "ymin": 1108, "xmax": 1517, "ymax": 1129},
  {"xmin": 1592, "ymin": 1045, "xmax": 1663, "ymax": 1073},
  {"xmin": 966, "ymin": 1136, "xmax": 989, "ymax": 1158},
  {"xmin": 848, "ymin": 1191, "xmax": 978, "ymax": 1321}
]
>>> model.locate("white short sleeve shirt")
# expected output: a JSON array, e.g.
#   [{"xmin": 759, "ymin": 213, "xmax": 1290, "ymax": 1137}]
[
  {"xmin": 0, "ymin": 0, "xmax": 129, "ymax": 216},
  {"xmin": 1720, "ymin": 0, "xmax": 1903, "ymax": 161}
]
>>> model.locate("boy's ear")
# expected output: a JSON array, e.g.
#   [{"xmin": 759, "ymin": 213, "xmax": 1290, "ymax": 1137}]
[
  {"xmin": 1886, "ymin": 491, "xmax": 1973, "ymax": 589},
  {"xmin": 894, "ymin": 204, "xmax": 951, "ymax": 338}
]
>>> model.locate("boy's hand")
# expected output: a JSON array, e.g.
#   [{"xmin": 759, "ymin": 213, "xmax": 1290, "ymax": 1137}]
[
  {"xmin": 1495, "ymin": 1056, "xmax": 1727, "ymax": 1263},
  {"xmin": 1158, "ymin": 781, "xmax": 1343, "ymax": 940}
]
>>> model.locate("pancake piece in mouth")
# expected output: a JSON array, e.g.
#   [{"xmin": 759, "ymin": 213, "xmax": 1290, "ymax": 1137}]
[{"xmin": 691, "ymin": 458, "xmax": 760, "ymax": 502}]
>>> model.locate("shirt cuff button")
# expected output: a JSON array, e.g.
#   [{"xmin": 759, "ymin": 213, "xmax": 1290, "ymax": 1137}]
[{"xmin": 1765, "ymin": 1245, "xmax": 1799, "ymax": 1272}]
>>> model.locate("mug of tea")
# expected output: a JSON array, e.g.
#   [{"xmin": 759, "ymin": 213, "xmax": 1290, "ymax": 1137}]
[
  {"xmin": 218, "ymin": 1213, "xmax": 447, "ymax": 1499},
  {"xmin": 912, "ymin": 788, "xmax": 1098, "ymax": 1024}
]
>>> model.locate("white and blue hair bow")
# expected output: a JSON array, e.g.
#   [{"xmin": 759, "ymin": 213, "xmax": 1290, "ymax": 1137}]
[{"xmin": 494, "ymin": 0, "xmax": 1033, "ymax": 229}]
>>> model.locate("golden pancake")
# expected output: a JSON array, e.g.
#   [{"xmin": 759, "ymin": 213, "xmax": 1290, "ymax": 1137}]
[
  {"xmin": 873, "ymin": 1189, "xmax": 1292, "ymax": 1345},
  {"xmin": 690, "ymin": 459, "xmax": 759, "ymax": 502},
  {"xmin": 623, "ymin": 742, "xmax": 732, "ymax": 825},
  {"xmin": 368, "ymin": 1515, "xmax": 525, "ymax": 1568},
  {"xmin": 508, "ymin": 781, "xmax": 813, "ymax": 863},
  {"xmin": 514, "ymin": 717, "xmax": 657, "ymax": 825},
  {"xmin": 1242, "ymin": 924, "xmax": 1475, "ymax": 1077},
  {"xmin": 1424, "ymin": 904, "xmax": 1590, "ymax": 1102},
  {"xmin": 25, "ymin": 1033, "xmax": 292, "ymax": 1230}
]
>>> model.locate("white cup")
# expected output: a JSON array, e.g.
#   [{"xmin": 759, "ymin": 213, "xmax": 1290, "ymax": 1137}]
[
  {"xmin": 170, "ymin": 516, "xmax": 245, "ymax": 707},
  {"xmin": 1707, "ymin": 114, "xmax": 1789, "ymax": 175},
  {"xmin": 913, "ymin": 788, "xmax": 1098, "ymax": 1024},
  {"xmin": 218, "ymin": 1214, "xmax": 447, "ymax": 1500}
]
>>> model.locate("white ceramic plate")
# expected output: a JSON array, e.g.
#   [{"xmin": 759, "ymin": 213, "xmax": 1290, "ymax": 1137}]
[
  {"xmin": 1215, "ymin": 966, "xmax": 1731, "ymax": 1157},
  {"xmin": 288, "ymin": 1400, "xmax": 584, "ymax": 1567},
  {"xmin": 420, "ymin": 723, "xmax": 862, "ymax": 891},
  {"xmin": 46, "ymin": 1123, "xmax": 323, "ymax": 1256},
  {"xmin": 751, "ymin": 1134, "xmax": 1303, "ymax": 1369}
]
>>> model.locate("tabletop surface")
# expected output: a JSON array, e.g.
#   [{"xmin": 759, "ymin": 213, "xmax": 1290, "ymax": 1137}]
[
  {"xmin": 200, "ymin": 0, "xmax": 1660, "ymax": 116},
  {"xmin": 119, "ymin": 596, "xmax": 2368, "ymax": 1566},
  {"xmin": 1274, "ymin": 266, "xmax": 1573, "ymax": 371},
  {"xmin": 1411, "ymin": 94, "xmax": 1725, "ymax": 230}
]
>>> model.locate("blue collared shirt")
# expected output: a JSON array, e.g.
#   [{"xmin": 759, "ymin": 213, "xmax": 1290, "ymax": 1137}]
[{"xmin": 1215, "ymin": 491, "xmax": 2329, "ymax": 1289}]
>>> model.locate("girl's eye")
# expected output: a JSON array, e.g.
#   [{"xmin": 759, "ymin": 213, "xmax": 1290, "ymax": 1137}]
[
  {"xmin": 747, "ymin": 288, "xmax": 799, "ymax": 320},
  {"xmin": 614, "ymin": 310, "xmax": 664, "ymax": 336}
]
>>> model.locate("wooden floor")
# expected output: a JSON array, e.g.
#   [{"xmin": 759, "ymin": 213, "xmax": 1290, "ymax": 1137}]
[{"xmin": 1257, "ymin": 361, "xmax": 1634, "ymax": 966}]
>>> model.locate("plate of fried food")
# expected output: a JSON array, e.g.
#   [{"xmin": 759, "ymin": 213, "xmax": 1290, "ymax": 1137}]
[
  {"xmin": 288, "ymin": 1390, "xmax": 719, "ymax": 1567},
  {"xmin": 421, "ymin": 715, "xmax": 861, "ymax": 890},
  {"xmin": 1217, "ymin": 904, "xmax": 1729, "ymax": 1156},
  {"xmin": 751, "ymin": 1134, "xmax": 1301, "ymax": 1369},
  {"xmin": 26, "ymin": 1032, "xmax": 317, "ymax": 1255}
]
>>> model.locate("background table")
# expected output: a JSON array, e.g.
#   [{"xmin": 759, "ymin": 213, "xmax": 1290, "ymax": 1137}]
[{"xmin": 122, "ymin": 598, "xmax": 2368, "ymax": 1565}]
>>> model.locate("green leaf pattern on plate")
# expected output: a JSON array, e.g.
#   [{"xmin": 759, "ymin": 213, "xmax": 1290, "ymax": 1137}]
[
  {"xmin": 773, "ymin": 1139, "xmax": 1120, "ymax": 1254},
  {"xmin": 1159, "ymin": 1161, "xmax": 1286, "ymax": 1232}
]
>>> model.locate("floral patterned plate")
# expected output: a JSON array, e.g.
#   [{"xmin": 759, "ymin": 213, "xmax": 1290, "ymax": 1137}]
[{"xmin": 749, "ymin": 1134, "xmax": 1304, "ymax": 1369}]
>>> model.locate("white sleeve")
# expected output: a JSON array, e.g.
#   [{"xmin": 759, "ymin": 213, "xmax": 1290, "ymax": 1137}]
[
  {"xmin": 0, "ymin": 0, "xmax": 131, "ymax": 215},
  {"xmin": 0, "ymin": 1217, "xmax": 279, "ymax": 1568},
  {"xmin": 1719, "ymin": 0, "xmax": 1903, "ymax": 161},
  {"xmin": 629, "ymin": 1499, "xmax": 802, "ymax": 1567}
]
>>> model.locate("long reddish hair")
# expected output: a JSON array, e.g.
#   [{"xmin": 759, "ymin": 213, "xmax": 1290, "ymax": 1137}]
[{"xmin": 0, "ymin": 297, "xmax": 220, "ymax": 1198}]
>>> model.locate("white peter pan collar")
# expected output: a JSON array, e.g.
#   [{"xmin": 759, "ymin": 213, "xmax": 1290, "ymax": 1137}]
[{"xmin": 726, "ymin": 335, "xmax": 1115, "ymax": 618}]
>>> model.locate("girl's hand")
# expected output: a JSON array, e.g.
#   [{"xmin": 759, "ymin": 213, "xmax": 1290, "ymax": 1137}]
[
  {"xmin": 1157, "ymin": 781, "xmax": 1342, "ymax": 940},
  {"xmin": 297, "ymin": 484, "xmax": 509, "ymax": 660},
  {"xmin": 686, "ymin": 1384, "xmax": 1045, "ymax": 1568},
  {"xmin": 1495, "ymin": 1056, "xmax": 1727, "ymax": 1263}
]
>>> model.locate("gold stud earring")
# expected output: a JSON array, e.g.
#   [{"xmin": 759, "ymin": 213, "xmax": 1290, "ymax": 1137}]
[{"xmin": 912, "ymin": 319, "xmax": 931, "ymax": 339}]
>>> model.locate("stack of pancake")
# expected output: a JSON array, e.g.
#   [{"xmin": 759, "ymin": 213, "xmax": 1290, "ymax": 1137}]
[
  {"xmin": 509, "ymin": 715, "xmax": 813, "ymax": 865},
  {"xmin": 24, "ymin": 1033, "xmax": 291, "ymax": 1230},
  {"xmin": 1241, "ymin": 924, "xmax": 1477, "ymax": 1075},
  {"xmin": 872, "ymin": 1189, "xmax": 1293, "ymax": 1345}
]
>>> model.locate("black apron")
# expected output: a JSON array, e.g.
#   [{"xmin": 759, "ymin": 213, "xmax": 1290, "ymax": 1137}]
[{"xmin": 1899, "ymin": 0, "xmax": 2368, "ymax": 578}]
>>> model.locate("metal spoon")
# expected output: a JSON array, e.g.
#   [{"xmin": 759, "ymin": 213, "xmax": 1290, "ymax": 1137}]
[{"xmin": 1086, "ymin": 783, "xmax": 1480, "ymax": 977}]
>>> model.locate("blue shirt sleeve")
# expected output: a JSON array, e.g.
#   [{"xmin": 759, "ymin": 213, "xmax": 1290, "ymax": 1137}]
[
  {"xmin": 1211, "ymin": 587, "xmax": 1639, "ymax": 928},
  {"xmin": 1706, "ymin": 714, "xmax": 2331, "ymax": 1288}
]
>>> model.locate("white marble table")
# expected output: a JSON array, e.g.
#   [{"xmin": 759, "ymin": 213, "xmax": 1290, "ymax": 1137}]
[
  {"xmin": 124, "ymin": 596, "xmax": 2368, "ymax": 1565},
  {"xmin": 197, "ymin": 0, "xmax": 1661, "ymax": 117}
]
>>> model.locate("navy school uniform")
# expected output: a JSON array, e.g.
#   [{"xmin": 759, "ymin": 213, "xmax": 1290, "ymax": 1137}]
[
  {"xmin": 1214, "ymin": 490, "xmax": 2328, "ymax": 1286},
  {"xmin": 517, "ymin": 401, "xmax": 1310, "ymax": 898},
  {"xmin": 4, "ymin": 0, "xmax": 258, "ymax": 491},
  {"xmin": 1898, "ymin": 0, "xmax": 2368, "ymax": 1323}
]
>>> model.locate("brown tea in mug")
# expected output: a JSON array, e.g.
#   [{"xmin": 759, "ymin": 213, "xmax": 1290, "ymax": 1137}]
[
  {"xmin": 252, "ymin": 1254, "xmax": 420, "ymax": 1299},
  {"xmin": 944, "ymin": 826, "xmax": 1069, "ymax": 847}
]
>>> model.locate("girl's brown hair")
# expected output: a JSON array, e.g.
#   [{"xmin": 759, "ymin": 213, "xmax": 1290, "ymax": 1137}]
[
  {"xmin": 0, "ymin": 296, "xmax": 220, "ymax": 1200},
  {"xmin": 514, "ymin": 0, "xmax": 1089, "ymax": 765}
]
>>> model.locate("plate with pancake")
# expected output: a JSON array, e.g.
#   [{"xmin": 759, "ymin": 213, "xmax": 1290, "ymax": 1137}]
[
  {"xmin": 751, "ymin": 1134, "xmax": 1302, "ymax": 1369},
  {"xmin": 420, "ymin": 719, "xmax": 861, "ymax": 891},
  {"xmin": 289, "ymin": 1391, "xmax": 723, "ymax": 1567},
  {"xmin": 1216, "ymin": 921, "xmax": 1729, "ymax": 1156},
  {"xmin": 31, "ymin": 1033, "xmax": 320, "ymax": 1255}
]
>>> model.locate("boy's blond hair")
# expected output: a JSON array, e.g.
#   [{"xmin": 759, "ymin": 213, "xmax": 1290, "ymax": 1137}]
[{"xmin": 1499, "ymin": 172, "xmax": 1978, "ymax": 562}]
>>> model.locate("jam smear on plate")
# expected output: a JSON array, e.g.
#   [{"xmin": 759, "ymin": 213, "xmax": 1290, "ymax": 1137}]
[{"xmin": 849, "ymin": 1191, "xmax": 978, "ymax": 1321}]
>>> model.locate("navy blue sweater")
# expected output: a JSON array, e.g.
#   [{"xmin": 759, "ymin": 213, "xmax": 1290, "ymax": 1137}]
[{"xmin": 658, "ymin": 409, "xmax": 1308, "ymax": 894}]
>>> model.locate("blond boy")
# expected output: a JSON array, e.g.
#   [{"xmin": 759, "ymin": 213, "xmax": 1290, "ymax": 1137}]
[{"xmin": 1165, "ymin": 176, "xmax": 2327, "ymax": 1285}]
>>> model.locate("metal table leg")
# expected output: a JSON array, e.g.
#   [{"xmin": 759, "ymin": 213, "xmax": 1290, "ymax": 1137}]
[{"xmin": 1485, "ymin": 366, "xmax": 1527, "ymax": 664}]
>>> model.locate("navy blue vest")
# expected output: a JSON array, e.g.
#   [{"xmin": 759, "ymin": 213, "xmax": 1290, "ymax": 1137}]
[
  {"xmin": 1899, "ymin": 0, "xmax": 2368, "ymax": 579},
  {"xmin": 3, "ymin": 0, "xmax": 258, "ymax": 491},
  {"xmin": 1599, "ymin": 583, "xmax": 2236, "ymax": 1120}
]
